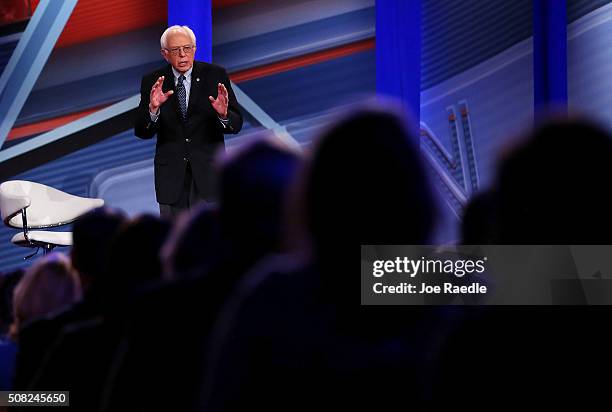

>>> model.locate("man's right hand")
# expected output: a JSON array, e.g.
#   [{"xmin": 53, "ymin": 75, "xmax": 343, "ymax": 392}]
[{"xmin": 149, "ymin": 76, "xmax": 174, "ymax": 114}]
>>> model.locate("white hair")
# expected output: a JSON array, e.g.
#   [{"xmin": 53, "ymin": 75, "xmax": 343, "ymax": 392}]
[{"xmin": 160, "ymin": 25, "xmax": 196, "ymax": 49}]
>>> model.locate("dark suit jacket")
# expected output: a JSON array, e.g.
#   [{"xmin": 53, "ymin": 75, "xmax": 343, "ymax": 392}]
[{"xmin": 135, "ymin": 61, "xmax": 243, "ymax": 204}]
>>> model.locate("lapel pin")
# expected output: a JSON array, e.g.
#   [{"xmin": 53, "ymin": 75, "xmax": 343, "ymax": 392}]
[{"xmin": 196, "ymin": 78, "xmax": 200, "ymax": 82}]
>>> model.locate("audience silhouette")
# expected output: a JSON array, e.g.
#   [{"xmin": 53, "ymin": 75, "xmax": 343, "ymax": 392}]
[
  {"xmin": 1, "ymin": 109, "xmax": 612, "ymax": 411},
  {"xmin": 101, "ymin": 135, "xmax": 301, "ymax": 412},
  {"xmin": 202, "ymin": 105, "xmax": 449, "ymax": 412}
]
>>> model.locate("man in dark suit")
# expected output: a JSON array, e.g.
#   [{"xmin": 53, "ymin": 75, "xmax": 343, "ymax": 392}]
[{"xmin": 135, "ymin": 25, "xmax": 242, "ymax": 217}]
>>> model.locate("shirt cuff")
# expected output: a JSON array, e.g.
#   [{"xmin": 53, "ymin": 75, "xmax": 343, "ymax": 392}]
[
  {"xmin": 218, "ymin": 116, "xmax": 229, "ymax": 128},
  {"xmin": 149, "ymin": 109, "xmax": 160, "ymax": 122}
]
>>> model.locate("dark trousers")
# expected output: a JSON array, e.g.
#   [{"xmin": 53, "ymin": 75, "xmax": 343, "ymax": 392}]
[{"xmin": 159, "ymin": 163, "xmax": 204, "ymax": 219}]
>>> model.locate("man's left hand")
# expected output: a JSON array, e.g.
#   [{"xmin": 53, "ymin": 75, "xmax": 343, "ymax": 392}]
[{"xmin": 209, "ymin": 83, "xmax": 229, "ymax": 119}]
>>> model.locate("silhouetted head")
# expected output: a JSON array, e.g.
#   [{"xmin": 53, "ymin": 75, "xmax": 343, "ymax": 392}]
[
  {"xmin": 71, "ymin": 207, "xmax": 127, "ymax": 292},
  {"xmin": 0, "ymin": 269, "xmax": 24, "ymax": 336},
  {"xmin": 103, "ymin": 215, "xmax": 171, "ymax": 295},
  {"xmin": 496, "ymin": 117, "xmax": 612, "ymax": 243},
  {"xmin": 10, "ymin": 253, "xmax": 81, "ymax": 339},
  {"xmin": 218, "ymin": 133, "xmax": 301, "ymax": 260},
  {"xmin": 300, "ymin": 104, "xmax": 436, "ymax": 259},
  {"xmin": 461, "ymin": 190, "xmax": 498, "ymax": 245},
  {"xmin": 161, "ymin": 203, "xmax": 224, "ymax": 278}
]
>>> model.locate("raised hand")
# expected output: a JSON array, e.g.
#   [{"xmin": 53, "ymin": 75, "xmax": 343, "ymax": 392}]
[
  {"xmin": 209, "ymin": 83, "xmax": 229, "ymax": 119},
  {"xmin": 149, "ymin": 76, "xmax": 174, "ymax": 113}
]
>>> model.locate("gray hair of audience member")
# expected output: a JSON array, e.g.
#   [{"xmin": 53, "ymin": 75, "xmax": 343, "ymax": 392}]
[{"xmin": 10, "ymin": 253, "xmax": 81, "ymax": 340}]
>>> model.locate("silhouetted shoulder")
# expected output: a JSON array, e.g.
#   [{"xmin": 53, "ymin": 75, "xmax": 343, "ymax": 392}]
[{"xmin": 234, "ymin": 254, "xmax": 314, "ymax": 305}]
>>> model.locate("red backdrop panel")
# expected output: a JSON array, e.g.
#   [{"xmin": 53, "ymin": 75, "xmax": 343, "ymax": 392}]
[{"xmin": 30, "ymin": 0, "xmax": 167, "ymax": 48}]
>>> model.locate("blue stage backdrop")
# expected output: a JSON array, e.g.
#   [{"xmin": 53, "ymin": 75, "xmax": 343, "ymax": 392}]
[
  {"xmin": 376, "ymin": 0, "xmax": 420, "ymax": 132},
  {"xmin": 168, "ymin": 0, "xmax": 212, "ymax": 62},
  {"xmin": 1, "ymin": 0, "xmax": 612, "ymax": 272},
  {"xmin": 0, "ymin": 0, "xmax": 376, "ymax": 272}
]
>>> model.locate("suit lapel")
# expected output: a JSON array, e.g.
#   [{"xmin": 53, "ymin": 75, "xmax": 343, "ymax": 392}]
[
  {"xmin": 187, "ymin": 62, "xmax": 204, "ymax": 118},
  {"xmin": 163, "ymin": 63, "xmax": 206, "ymax": 122},
  {"xmin": 161, "ymin": 65, "xmax": 182, "ymax": 122}
]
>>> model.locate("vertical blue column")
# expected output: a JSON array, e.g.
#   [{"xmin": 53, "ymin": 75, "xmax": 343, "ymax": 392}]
[
  {"xmin": 376, "ymin": 0, "xmax": 421, "ymax": 135},
  {"xmin": 533, "ymin": 0, "xmax": 567, "ymax": 114},
  {"xmin": 168, "ymin": 0, "xmax": 212, "ymax": 63}
]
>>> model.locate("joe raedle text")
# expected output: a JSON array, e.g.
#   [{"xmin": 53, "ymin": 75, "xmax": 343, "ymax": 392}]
[
  {"xmin": 371, "ymin": 256, "xmax": 488, "ymax": 296},
  {"xmin": 373, "ymin": 282, "xmax": 487, "ymax": 295}
]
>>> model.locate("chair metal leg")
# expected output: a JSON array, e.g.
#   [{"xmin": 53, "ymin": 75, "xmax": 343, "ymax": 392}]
[
  {"xmin": 23, "ymin": 244, "xmax": 55, "ymax": 259},
  {"xmin": 23, "ymin": 247, "xmax": 40, "ymax": 260}
]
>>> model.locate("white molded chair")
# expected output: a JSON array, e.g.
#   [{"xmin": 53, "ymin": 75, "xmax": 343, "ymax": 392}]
[{"xmin": 0, "ymin": 180, "xmax": 104, "ymax": 258}]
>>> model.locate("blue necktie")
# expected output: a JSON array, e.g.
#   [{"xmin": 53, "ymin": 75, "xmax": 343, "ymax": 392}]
[{"xmin": 176, "ymin": 74, "xmax": 187, "ymax": 121}]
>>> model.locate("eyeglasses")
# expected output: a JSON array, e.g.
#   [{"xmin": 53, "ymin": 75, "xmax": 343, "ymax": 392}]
[{"xmin": 164, "ymin": 45, "xmax": 195, "ymax": 56}]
